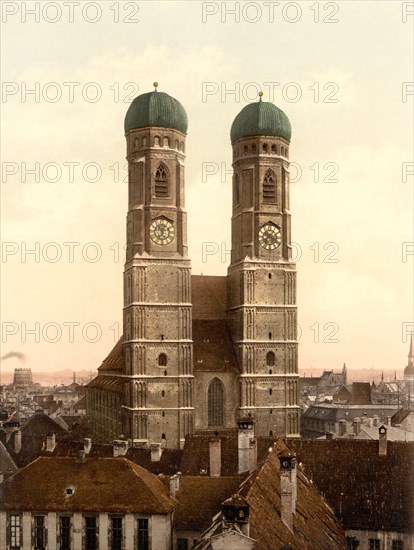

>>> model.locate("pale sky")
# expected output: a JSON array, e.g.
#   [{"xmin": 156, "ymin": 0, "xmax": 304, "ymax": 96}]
[{"xmin": 1, "ymin": 1, "xmax": 413, "ymax": 375}]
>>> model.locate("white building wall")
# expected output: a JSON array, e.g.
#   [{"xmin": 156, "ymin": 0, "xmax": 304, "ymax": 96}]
[
  {"xmin": 152, "ymin": 514, "xmax": 172, "ymax": 550},
  {"xmin": 99, "ymin": 513, "xmax": 108, "ymax": 550},
  {"xmin": 125, "ymin": 514, "xmax": 135, "ymax": 549},
  {"xmin": 22, "ymin": 512, "xmax": 31, "ymax": 549},
  {"xmin": 346, "ymin": 529, "xmax": 413, "ymax": 550},
  {"xmin": 48, "ymin": 512, "xmax": 57, "ymax": 550},
  {"xmin": 73, "ymin": 512, "xmax": 82, "ymax": 549},
  {"xmin": 0, "ymin": 512, "xmax": 7, "ymax": 550}
]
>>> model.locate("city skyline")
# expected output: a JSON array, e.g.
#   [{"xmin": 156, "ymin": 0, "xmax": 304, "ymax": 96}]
[{"xmin": 1, "ymin": 1, "xmax": 413, "ymax": 374}]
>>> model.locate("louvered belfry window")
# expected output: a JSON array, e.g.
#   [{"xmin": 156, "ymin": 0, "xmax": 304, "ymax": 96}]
[
  {"xmin": 263, "ymin": 170, "xmax": 276, "ymax": 203},
  {"xmin": 208, "ymin": 378, "xmax": 224, "ymax": 426},
  {"xmin": 155, "ymin": 164, "xmax": 169, "ymax": 197}
]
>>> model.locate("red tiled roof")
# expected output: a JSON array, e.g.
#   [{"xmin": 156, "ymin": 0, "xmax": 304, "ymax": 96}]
[
  {"xmin": 289, "ymin": 439, "xmax": 414, "ymax": 532},
  {"xmin": 174, "ymin": 477, "xmax": 242, "ymax": 530},
  {"xmin": 193, "ymin": 439, "xmax": 346, "ymax": 549},
  {"xmin": 86, "ymin": 375, "xmax": 123, "ymax": 393},
  {"xmin": 21, "ymin": 411, "xmax": 67, "ymax": 438},
  {"xmin": 1, "ymin": 456, "xmax": 176, "ymax": 513},
  {"xmin": 191, "ymin": 275, "xmax": 227, "ymax": 320},
  {"xmin": 193, "ymin": 320, "xmax": 238, "ymax": 373},
  {"xmin": 391, "ymin": 408, "xmax": 412, "ymax": 426},
  {"xmin": 240, "ymin": 439, "xmax": 346, "ymax": 549},
  {"xmin": 181, "ymin": 434, "xmax": 274, "ymax": 477},
  {"xmin": 96, "ymin": 338, "xmax": 124, "ymax": 373},
  {"xmin": 44, "ymin": 440, "xmax": 183, "ymax": 476}
]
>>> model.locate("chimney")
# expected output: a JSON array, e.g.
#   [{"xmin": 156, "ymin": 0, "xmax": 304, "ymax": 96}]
[
  {"xmin": 83, "ymin": 438, "xmax": 92, "ymax": 454},
  {"xmin": 46, "ymin": 433, "xmax": 56, "ymax": 452},
  {"xmin": 373, "ymin": 415, "xmax": 379, "ymax": 427},
  {"xmin": 353, "ymin": 417, "xmax": 361, "ymax": 436},
  {"xmin": 237, "ymin": 418, "xmax": 255, "ymax": 474},
  {"xmin": 169, "ymin": 473, "xmax": 181, "ymax": 498},
  {"xmin": 209, "ymin": 439, "xmax": 221, "ymax": 477},
  {"xmin": 13, "ymin": 429, "xmax": 22, "ymax": 454},
  {"xmin": 338, "ymin": 419, "xmax": 347, "ymax": 436},
  {"xmin": 150, "ymin": 443, "xmax": 162, "ymax": 463},
  {"xmin": 248, "ymin": 438, "xmax": 257, "ymax": 473},
  {"xmin": 278, "ymin": 454, "xmax": 296, "ymax": 531},
  {"xmin": 366, "ymin": 417, "xmax": 372, "ymax": 428},
  {"xmin": 113, "ymin": 440, "xmax": 129, "ymax": 457},
  {"xmin": 379, "ymin": 425, "xmax": 387, "ymax": 456},
  {"xmin": 386, "ymin": 416, "xmax": 392, "ymax": 427},
  {"xmin": 76, "ymin": 450, "xmax": 86, "ymax": 463}
]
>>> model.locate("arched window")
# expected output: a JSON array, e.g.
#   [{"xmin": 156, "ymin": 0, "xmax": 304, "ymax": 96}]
[
  {"xmin": 154, "ymin": 136, "xmax": 160, "ymax": 146},
  {"xmin": 262, "ymin": 143, "xmax": 268, "ymax": 153},
  {"xmin": 244, "ymin": 145, "xmax": 248, "ymax": 155},
  {"xmin": 208, "ymin": 378, "xmax": 224, "ymax": 427},
  {"xmin": 158, "ymin": 353, "xmax": 167, "ymax": 367},
  {"xmin": 252, "ymin": 143, "xmax": 257, "ymax": 153},
  {"xmin": 155, "ymin": 164, "xmax": 169, "ymax": 197},
  {"xmin": 234, "ymin": 174, "xmax": 240, "ymax": 204},
  {"xmin": 266, "ymin": 351, "xmax": 275, "ymax": 367},
  {"xmin": 134, "ymin": 137, "xmax": 139, "ymax": 148},
  {"xmin": 263, "ymin": 169, "xmax": 276, "ymax": 203},
  {"xmin": 271, "ymin": 144, "xmax": 276, "ymax": 154},
  {"xmin": 163, "ymin": 136, "xmax": 170, "ymax": 148}
]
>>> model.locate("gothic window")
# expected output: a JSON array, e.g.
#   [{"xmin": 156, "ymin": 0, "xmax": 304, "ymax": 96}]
[
  {"xmin": 158, "ymin": 353, "xmax": 167, "ymax": 366},
  {"xmin": 234, "ymin": 174, "xmax": 240, "ymax": 204},
  {"xmin": 266, "ymin": 351, "xmax": 275, "ymax": 367},
  {"xmin": 155, "ymin": 164, "xmax": 169, "ymax": 197},
  {"xmin": 263, "ymin": 169, "xmax": 276, "ymax": 203},
  {"xmin": 208, "ymin": 378, "xmax": 224, "ymax": 427}
]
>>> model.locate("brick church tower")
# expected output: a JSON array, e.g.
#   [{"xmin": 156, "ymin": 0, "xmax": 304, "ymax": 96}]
[
  {"xmin": 227, "ymin": 93, "xmax": 300, "ymax": 437},
  {"xmin": 86, "ymin": 87, "xmax": 300, "ymax": 446},
  {"xmin": 121, "ymin": 83, "xmax": 194, "ymax": 448}
]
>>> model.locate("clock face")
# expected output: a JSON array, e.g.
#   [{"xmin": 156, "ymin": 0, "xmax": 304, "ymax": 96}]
[
  {"xmin": 149, "ymin": 218, "xmax": 175, "ymax": 245},
  {"xmin": 258, "ymin": 224, "xmax": 282, "ymax": 250}
]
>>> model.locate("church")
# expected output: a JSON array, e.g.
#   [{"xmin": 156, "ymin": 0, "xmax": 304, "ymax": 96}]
[{"xmin": 86, "ymin": 84, "xmax": 300, "ymax": 448}]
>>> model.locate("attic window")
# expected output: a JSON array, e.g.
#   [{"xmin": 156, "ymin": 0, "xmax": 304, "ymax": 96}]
[{"xmin": 65, "ymin": 486, "xmax": 75, "ymax": 497}]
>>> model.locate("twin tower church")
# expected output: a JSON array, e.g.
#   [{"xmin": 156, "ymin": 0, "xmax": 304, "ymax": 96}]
[{"xmin": 86, "ymin": 84, "xmax": 300, "ymax": 448}]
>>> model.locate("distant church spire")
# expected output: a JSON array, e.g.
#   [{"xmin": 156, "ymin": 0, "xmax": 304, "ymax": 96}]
[{"xmin": 408, "ymin": 333, "xmax": 414, "ymax": 365}]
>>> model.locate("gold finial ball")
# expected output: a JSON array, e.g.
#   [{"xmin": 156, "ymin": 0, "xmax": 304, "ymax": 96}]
[
  {"xmin": 258, "ymin": 91, "xmax": 263, "ymax": 97},
  {"xmin": 153, "ymin": 81, "xmax": 159, "ymax": 89}
]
